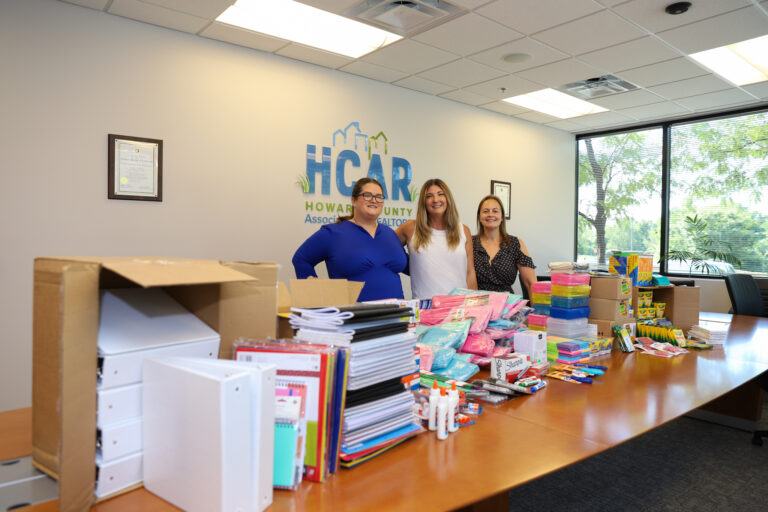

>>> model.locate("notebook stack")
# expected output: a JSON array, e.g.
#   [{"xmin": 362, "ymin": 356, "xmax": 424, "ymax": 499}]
[
  {"xmin": 688, "ymin": 321, "xmax": 729, "ymax": 345},
  {"xmin": 289, "ymin": 304, "xmax": 423, "ymax": 468}
]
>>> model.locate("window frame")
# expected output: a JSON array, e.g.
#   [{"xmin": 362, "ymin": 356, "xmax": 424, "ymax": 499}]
[{"xmin": 574, "ymin": 103, "xmax": 768, "ymax": 279}]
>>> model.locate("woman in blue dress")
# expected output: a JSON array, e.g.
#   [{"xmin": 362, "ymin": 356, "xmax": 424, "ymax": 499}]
[{"xmin": 292, "ymin": 178, "xmax": 408, "ymax": 301}]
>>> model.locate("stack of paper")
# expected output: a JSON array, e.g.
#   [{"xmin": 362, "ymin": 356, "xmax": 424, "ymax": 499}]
[
  {"xmin": 272, "ymin": 380, "xmax": 308, "ymax": 490},
  {"xmin": 688, "ymin": 321, "xmax": 729, "ymax": 344}
]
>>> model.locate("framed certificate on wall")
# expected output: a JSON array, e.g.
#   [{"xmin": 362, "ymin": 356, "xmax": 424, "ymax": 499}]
[
  {"xmin": 491, "ymin": 180, "xmax": 511, "ymax": 220},
  {"xmin": 108, "ymin": 134, "xmax": 163, "ymax": 201}
]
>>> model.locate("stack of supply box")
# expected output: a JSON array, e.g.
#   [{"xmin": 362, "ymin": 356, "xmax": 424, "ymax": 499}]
[
  {"xmin": 587, "ymin": 275, "xmax": 636, "ymax": 341},
  {"xmin": 555, "ymin": 340, "xmax": 591, "ymax": 364},
  {"xmin": 528, "ymin": 281, "xmax": 551, "ymax": 332},
  {"xmin": 547, "ymin": 273, "xmax": 591, "ymax": 338}
]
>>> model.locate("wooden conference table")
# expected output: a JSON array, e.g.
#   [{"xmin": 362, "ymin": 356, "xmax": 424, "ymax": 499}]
[{"xmin": 3, "ymin": 314, "xmax": 767, "ymax": 512}]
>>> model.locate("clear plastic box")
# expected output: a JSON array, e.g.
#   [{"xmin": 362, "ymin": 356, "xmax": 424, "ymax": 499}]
[
  {"xmin": 531, "ymin": 292, "xmax": 551, "ymax": 304},
  {"xmin": 531, "ymin": 282, "xmax": 552, "ymax": 294},
  {"xmin": 551, "ymin": 295, "xmax": 590, "ymax": 308},
  {"xmin": 549, "ymin": 306, "xmax": 590, "ymax": 320},
  {"xmin": 551, "ymin": 273, "xmax": 591, "ymax": 286},
  {"xmin": 551, "ymin": 284, "xmax": 591, "ymax": 297}
]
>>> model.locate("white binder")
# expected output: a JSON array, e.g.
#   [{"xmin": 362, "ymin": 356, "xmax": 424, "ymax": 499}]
[
  {"xmin": 95, "ymin": 452, "xmax": 143, "ymax": 499},
  {"xmin": 97, "ymin": 288, "xmax": 221, "ymax": 389},
  {"xmin": 97, "ymin": 383, "xmax": 142, "ymax": 428},
  {"xmin": 143, "ymin": 357, "xmax": 276, "ymax": 512},
  {"xmin": 97, "ymin": 417, "xmax": 142, "ymax": 463}
]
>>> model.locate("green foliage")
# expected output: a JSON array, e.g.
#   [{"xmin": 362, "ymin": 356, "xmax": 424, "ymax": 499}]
[
  {"xmin": 409, "ymin": 185, "xmax": 419, "ymax": 202},
  {"xmin": 660, "ymin": 215, "xmax": 742, "ymax": 275},
  {"xmin": 295, "ymin": 175, "xmax": 310, "ymax": 193}
]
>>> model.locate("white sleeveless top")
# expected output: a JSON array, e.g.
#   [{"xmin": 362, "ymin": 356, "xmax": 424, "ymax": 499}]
[{"xmin": 408, "ymin": 227, "xmax": 468, "ymax": 299}]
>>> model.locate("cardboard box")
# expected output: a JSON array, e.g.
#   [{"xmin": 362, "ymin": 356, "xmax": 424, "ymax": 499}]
[
  {"xmin": 631, "ymin": 285, "xmax": 700, "ymax": 333},
  {"xmin": 276, "ymin": 278, "xmax": 364, "ymax": 338},
  {"xmin": 588, "ymin": 316, "xmax": 636, "ymax": 338},
  {"xmin": 590, "ymin": 276, "xmax": 632, "ymax": 299},
  {"xmin": 32, "ymin": 257, "xmax": 277, "ymax": 511},
  {"xmin": 588, "ymin": 298, "xmax": 630, "ymax": 321}
]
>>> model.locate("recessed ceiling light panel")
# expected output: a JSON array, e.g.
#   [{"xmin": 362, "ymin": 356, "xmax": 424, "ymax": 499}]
[
  {"xmin": 690, "ymin": 34, "xmax": 768, "ymax": 86},
  {"xmin": 502, "ymin": 88, "xmax": 608, "ymax": 119}
]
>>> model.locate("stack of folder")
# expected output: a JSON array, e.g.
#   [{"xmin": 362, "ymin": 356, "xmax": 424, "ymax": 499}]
[
  {"xmin": 289, "ymin": 304, "xmax": 423, "ymax": 468},
  {"xmin": 273, "ymin": 380, "xmax": 308, "ymax": 490}
]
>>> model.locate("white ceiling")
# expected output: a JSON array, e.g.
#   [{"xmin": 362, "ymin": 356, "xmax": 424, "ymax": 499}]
[{"xmin": 62, "ymin": 0, "xmax": 768, "ymax": 134}]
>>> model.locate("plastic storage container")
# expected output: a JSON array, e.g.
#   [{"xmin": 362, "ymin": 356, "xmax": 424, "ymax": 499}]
[
  {"xmin": 528, "ymin": 313, "xmax": 548, "ymax": 327},
  {"xmin": 551, "ymin": 295, "xmax": 590, "ymax": 308},
  {"xmin": 532, "ymin": 304, "xmax": 551, "ymax": 316},
  {"xmin": 531, "ymin": 292, "xmax": 551, "ymax": 305},
  {"xmin": 551, "ymin": 273, "xmax": 591, "ymax": 286},
  {"xmin": 551, "ymin": 284, "xmax": 591, "ymax": 297},
  {"xmin": 531, "ymin": 282, "xmax": 552, "ymax": 294},
  {"xmin": 549, "ymin": 306, "xmax": 590, "ymax": 320},
  {"xmin": 546, "ymin": 316, "xmax": 590, "ymax": 338}
]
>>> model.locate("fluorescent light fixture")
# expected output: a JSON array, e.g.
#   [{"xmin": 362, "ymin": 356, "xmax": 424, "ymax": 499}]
[
  {"xmin": 502, "ymin": 88, "xmax": 607, "ymax": 119},
  {"xmin": 216, "ymin": 0, "xmax": 402, "ymax": 58},
  {"xmin": 690, "ymin": 35, "xmax": 768, "ymax": 86}
]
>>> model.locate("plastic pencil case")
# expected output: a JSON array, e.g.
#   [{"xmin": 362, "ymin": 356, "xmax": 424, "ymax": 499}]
[
  {"xmin": 550, "ymin": 295, "xmax": 590, "ymax": 308},
  {"xmin": 528, "ymin": 313, "xmax": 549, "ymax": 327},
  {"xmin": 550, "ymin": 284, "xmax": 591, "ymax": 297},
  {"xmin": 547, "ymin": 316, "xmax": 588, "ymax": 329},
  {"xmin": 531, "ymin": 292, "xmax": 551, "ymax": 305},
  {"xmin": 550, "ymin": 273, "xmax": 591, "ymax": 286},
  {"xmin": 531, "ymin": 282, "xmax": 551, "ymax": 294},
  {"xmin": 532, "ymin": 304, "xmax": 551, "ymax": 315},
  {"xmin": 549, "ymin": 306, "xmax": 590, "ymax": 320},
  {"xmin": 528, "ymin": 325, "xmax": 547, "ymax": 331}
]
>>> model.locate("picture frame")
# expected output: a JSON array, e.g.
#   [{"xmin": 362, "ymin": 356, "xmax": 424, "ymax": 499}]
[
  {"xmin": 108, "ymin": 134, "xmax": 163, "ymax": 201},
  {"xmin": 491, "ymin": 180, "xmax": 511, "ymax": 220}
]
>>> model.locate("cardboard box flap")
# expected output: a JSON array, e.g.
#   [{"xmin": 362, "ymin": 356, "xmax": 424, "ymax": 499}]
[
  {"xmin": 277, "ymin": 282, "xmax": 292, "ymax": 313},
  {"xmin": 289, "ymin": 278, "xmax": 364, "ymax": 308},
  {"xmin": 45, "ymin": 257, "xmax": 259, "ymax": 287}
]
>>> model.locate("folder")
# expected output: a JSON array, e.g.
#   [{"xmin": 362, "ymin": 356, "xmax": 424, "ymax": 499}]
[
  {"xmin": 97, "ymin": 288, "xmax": 220, "ymax": 390},
  {"xmin": 143, "ymin": 357, "xmax": 276, "ymax": 512}
]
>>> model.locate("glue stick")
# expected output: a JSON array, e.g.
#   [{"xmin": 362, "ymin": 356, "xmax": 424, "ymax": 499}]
[
  {"xmin": 447, "ymin": 381, "xmax": 459, "ymax": 433},
  {"xmin": 428, "ymin": 380, "xmax": 439, "ymax": 431},
  {"xmin": 437, "ymin": 387, "xmax": 448, "ymax": 440}
]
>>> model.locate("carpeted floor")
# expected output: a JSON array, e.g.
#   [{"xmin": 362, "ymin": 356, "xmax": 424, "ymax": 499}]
[{"xmin": 508, "ymin": 399, "xmax": 768, "ymax": 511}]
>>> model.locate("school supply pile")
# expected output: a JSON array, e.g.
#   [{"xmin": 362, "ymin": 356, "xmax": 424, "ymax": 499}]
[
  {"xmin": 688, "ymin": 321, "xmax": 729, "ymax": 345},
  {"xmin": 530, "ymin": 281, "xmax": 552, "ymax": 317},
  {"xmin": 636, "ymin": 320, "xmax": 687, "ymax": 347},
  {"xmin": 273, "ymin": 381, "xmax": 308, "ymax": 490},
  {"xmin": 554, "ymin": 340, "xmax": 591, "ymax": 364},
  {"xmin": 547, "ymin": 270, "xmax": 591, "ymax": 338},
  {"xmin": 634, "ymin": 337, "xmax": 688, "ymax": 357},
  {"xmin": 548, "ymin": 362, "xmax": 607, "ymax": 384}
]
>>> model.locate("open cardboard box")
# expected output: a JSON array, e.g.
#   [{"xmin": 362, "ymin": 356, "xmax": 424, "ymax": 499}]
[
  {"xmin": 32, "ymin": 257, "xmax": 278, "ymax": 511},
  {"xmin": 277, "ymin": 278, "xmax": 364, "ymax": 338},
  {"xmin": 631, "ymin": 285, "xmax": 700, "ymax": 334}
]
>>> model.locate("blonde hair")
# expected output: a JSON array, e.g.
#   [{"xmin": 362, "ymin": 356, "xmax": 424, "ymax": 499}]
[
  {"xmin": 412, "ymin": 179, "xmax": 462, "ymax": 251},
  {"xmin": 476, "ymin": 195, "xmax": 511, "ymax": 247}
]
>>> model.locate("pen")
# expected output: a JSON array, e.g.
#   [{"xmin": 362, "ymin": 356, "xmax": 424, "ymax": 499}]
[{"xmin": 574, "ymin": 363, "xmax": 608, "ymax": 371}]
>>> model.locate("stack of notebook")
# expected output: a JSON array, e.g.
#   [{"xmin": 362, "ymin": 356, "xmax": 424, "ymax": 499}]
[
  {"xmin": 289, "ymin": 304, "xmax": 423, "ymax": 468},
  {"xmin": 688, "ymin": 320, "xmax": 729, "ymax": 344}
]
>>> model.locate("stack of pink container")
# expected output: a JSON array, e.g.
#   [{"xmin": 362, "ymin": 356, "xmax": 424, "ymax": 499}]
[{"xmin": 527, "ymin": 281, "xmax": 552, "ymax": 331}]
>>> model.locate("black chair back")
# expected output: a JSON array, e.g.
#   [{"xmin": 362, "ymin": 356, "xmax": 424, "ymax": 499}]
[{"xmin": 724, "ymin": 273, "xmax": 765, "ymax": 316}]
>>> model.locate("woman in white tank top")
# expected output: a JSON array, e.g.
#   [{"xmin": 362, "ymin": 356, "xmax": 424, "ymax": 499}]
[{"xmin": 395, "ymin": 179, "xmax": 477, "ymax": 299}]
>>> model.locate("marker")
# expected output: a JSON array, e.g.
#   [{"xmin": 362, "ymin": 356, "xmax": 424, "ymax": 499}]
[{"xmin": 574, "ymin": 363, "xmax": 608, "ymax": 371}]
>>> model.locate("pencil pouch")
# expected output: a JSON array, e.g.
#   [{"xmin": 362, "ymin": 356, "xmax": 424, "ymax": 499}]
[
  {"xmin": 436, "ymin": 358, "xmax": 480, "ymax": 382},
  {"xmin": 415, "ymin": 343, "xmax": 434, "ymax": 372},
  {"xmin": 430, "ymin": 347, "xmax": 456, "ymax": 370},
  {"xmin": 417, "ymin": 320, "xmax": 471, "ymax": 348},
  {"xmin": 459, "ymin": 333, "xmax": 495, "ymax": 357}
]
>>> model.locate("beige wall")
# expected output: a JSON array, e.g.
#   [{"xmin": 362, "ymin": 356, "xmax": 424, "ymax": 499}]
[{"xmin": 0, "ymin": 0, "xmax": 577, "ymax": 411}]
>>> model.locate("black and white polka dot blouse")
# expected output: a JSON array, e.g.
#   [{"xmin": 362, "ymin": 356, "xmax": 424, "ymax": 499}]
[{"xmin": 472, "ymin": 235, "xmax": 536, "ymax": 292}]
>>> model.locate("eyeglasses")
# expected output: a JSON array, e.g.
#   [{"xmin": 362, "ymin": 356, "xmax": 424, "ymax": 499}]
[{"xmin": 358, "ymin": 192, "xmax": 385, "ymax": 203}]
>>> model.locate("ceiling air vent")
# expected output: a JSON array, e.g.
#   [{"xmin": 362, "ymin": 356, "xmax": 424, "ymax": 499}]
[
  {"xmin": 347, "ymin": 0, "xmax": 465, "ymax": 37},
  {"xmin": 557, "ymin": 75, "xmax": 639, "ymax": 100}
]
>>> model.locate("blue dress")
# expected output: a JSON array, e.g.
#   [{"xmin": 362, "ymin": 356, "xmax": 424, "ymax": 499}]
[{"xmin": 292, "ymin": 221, "xmax": 408, "ymax": 301}]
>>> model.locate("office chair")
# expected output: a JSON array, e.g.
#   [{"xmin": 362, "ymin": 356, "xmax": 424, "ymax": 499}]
[{"xmin": 723, "ymin": 273, "xmax": 765, "ymax": 316}]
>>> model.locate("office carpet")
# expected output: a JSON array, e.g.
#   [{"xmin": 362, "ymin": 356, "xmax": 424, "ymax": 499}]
[{"xmin": 508, "ymin": 397, "xmax": 768, "ymax": 512}]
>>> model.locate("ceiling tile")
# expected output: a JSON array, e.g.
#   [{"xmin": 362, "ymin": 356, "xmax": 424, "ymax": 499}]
[
  {"xmin": 361, "ymin": 39, "xmax": 458, "ymax": 74},
  {"xmin": 573, "ymin": 110, "xmax": 637, "ymax": 128},
  {"xmin": 393, "ymin": 76, "xmax": 455, "ymax": 95},
  {"xmin": 476, "ymin": 0, "xmax": 603, "ymax": 35},
  {"xmin": 616, "ymin": 101, "xmax": 692, "ymax": 120},
  {"xmin": 616, "ymin": 57, "xmax": 708, "ymax": 88},
  {"xmin": 338, "ymin": 61, "xmax": 408, "ymax": 82},
  {"xmin": 675, "ymin": 89, "xmax": 756, "ymax": 110},
  {"xmin": 479, "ymin": 102, "xmax": 530, "ymax": 116},
  {"xmin": 578, "ymin": 36, "xmax": 681, "ymax": 73},
  {"xmin": 413, "ymin": 13, "xmax": 522, "ymax": 56},
  {"xmin": 61, "ymin": 0, "xmax": 109, "ymax": 9},
  {"xmin": 142, "ymin": 0, "xmax": 233, "ymax": 19},
  {"xmin": 613, "ymin": 0, "xmax": 751, "ymax": 33},
  {"xmin": 545, "ymin": 119, "xmax": 587, "ymax": 132},
  {"xmin": 742, "ymin": 81, "xmax": 768, "ymax": 99},
  {"xmin": 200, "ymin": 22, "xmax": 288, "ymax": 53},
  {"xmin": 590, "ymin": 89, "xmax": 666, "ymax": 110},
  {"xmin": 656, "ymin": 6, "xmax": 768, "ymax": 54},
  {"xmin": 448, "ymin": 0, "xmax": 494, "ymax": 9},
  {"xmin": 532, "ymin": 10, "xmax": 646, "ymax": 56},
  {"xmin": 516, "ymin": 59, "xmax": 604, "ymax": 87},
  {"xmin": 594, "ymin": 0, "xmax": 629, "ymax": 6},
  {"xmin": 297, "ymin": 0, "xmax": 359, "ymax": 15},
  {"xmin": 439, "ymin": 89, "xmax": 492, "ymax": 106},
  {"xmin": 108, "ymin": 0, "xmax": 208, "ymax": 34},
  {"xmin": 417, "ymin": 59, "xmax": 505, "ymax": 88},
  {"xmin": 464, "ymin": 75, "xmax": 541, "ymax": 99},
  {"xmin": 276, "ymin": 43, "xmax": 353, "ymax": 69},
  {"xmin": 648, "ymin": 75, "xmax": 732, "ymax": 100},
  {"xmin": 468, "ymin": 37, "xmax": 568, "ymax": 73},
  {"xmin": 515, "ymin": 111, "xmax": 562, "ymax": 124}
]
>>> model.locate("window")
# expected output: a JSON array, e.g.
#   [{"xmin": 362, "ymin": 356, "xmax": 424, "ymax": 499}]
[{"xmin": 576, "ymin": 107, "xmax": 768, "ymax": 277}]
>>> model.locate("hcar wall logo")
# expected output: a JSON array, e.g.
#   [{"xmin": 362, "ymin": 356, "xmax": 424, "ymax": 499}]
[{"xmin": 298, "ymin": 122, "xmax": 417, "ymax": 226}]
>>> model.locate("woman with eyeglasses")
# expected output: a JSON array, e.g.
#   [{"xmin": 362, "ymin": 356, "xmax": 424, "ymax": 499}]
[
  {"xmin": 292, "ymin": 177, "xmax": 407, "ymax": 301},
  {"xmin": 395, "ymin": 178, "xmax": 477, "ymax": 299}
]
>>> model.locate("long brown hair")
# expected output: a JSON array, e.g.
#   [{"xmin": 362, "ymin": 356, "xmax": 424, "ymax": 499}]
[
  {"xmin": 476, "ymin": 195, "xmax": 511, "ymax": 247},
  {"xmin": 337, "ymin": 177, "xmax": 383, "ymax": 223},
  {"xmin": 412, "ymin": 178, "xmax": 462, "ymax": 251}
]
